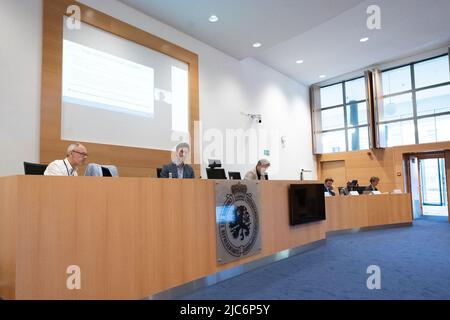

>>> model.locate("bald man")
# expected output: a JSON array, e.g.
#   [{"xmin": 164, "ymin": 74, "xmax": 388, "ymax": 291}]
[
  {"xmin": 44, "ymin": 143, "xmax": 88, "ymax": 176},
  {"xmin": 244, "ymin": 159, "xmax": 270, "ymax": 180}
]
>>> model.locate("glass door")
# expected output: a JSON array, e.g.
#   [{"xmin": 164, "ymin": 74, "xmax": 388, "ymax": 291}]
[{"xmin": 420, "ymin": 158, "xmax": 448, "ymax": 215}]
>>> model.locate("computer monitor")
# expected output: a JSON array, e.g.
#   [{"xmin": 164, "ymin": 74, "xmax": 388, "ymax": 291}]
[
  {"xmin": 206, "ymin": 168, "xmax": 227, "ymax": 179},
  {"xmin": 289, "ymin": 184, "xmax": 326, "ymax": 225},
  {"xmin": 228, "ymin": 171, "xmax": 241, "ymax": 180},
  {"xmin": 101, "ymin": 166, "xmax": 112, "ymax": 177},
  {"xmin": 355, "ymin": 186, "xmax": 367, "ymax": 195},
  {"xmin": 208, "ymin": 159, "xmax": 222, "ymax": 169},
  {"xmin": 23, "ymin": 162, "xmax": 48, "ymax": 175}
]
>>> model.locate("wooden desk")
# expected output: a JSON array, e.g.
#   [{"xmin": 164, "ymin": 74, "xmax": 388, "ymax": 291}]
[
  {"xmin": 325, "ymin": 194, "xmax": 412, "ymax": 232},
  {"xmin": 0, "ymin": 176, "xmax": 326, "ymax": 300}
]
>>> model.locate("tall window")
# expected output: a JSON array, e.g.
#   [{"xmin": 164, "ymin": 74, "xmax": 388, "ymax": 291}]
[
  {"xmin": 314, "ymin": 77, "xmax": 369, "ymax": 153},
  {"xmin": 378, "ymin": 54, "xmax": 450, "ymax": 147}
]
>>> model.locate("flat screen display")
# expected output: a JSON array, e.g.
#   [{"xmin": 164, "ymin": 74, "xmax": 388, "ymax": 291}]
[{"xmin": 289, "ymin": 184, "xmax": 326, "ymax": 225}]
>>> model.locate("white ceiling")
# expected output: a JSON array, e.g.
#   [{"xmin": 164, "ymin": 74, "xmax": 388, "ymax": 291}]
[{"xmin": 119, "ymin": 0, "xmax": 450, "ymax": 85}]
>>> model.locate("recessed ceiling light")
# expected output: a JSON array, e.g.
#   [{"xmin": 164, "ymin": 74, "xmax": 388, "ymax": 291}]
[
  {"xmin": 252, "ymin": 42, "xmax": 262, "ymax": 48},
  {"xmin": 209, "ymin": 15, "xmax": 219, "ymax": 22},
  {"xmin": 319, "ymin": 75, "xmax": 326, "ymax": 78},
  {"xmin": 360, "ymin": 37, "xmax": 369, "ymax": 42},
  {"xmin": 296, "ymin": 60, "xmax": 304, "ymax": 64}
]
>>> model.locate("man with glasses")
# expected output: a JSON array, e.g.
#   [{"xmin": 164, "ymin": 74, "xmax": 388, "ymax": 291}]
[
  {"xmin": 244, "ymin": 159, "xmax": 270, "ymax": 180},
  {"xmin": 44, "ymin": 143, "xmax": 88, "ymax": 176}
]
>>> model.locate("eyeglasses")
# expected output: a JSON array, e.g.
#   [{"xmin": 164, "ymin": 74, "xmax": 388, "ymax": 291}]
[{"xmin": 72, "ymin": 150, "xmax": 88, "ymax": 157}]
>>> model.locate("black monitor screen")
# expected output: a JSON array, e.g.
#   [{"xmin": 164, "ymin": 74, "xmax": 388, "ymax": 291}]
[
  {"xmin": 289, "ymin": 184, "xmax": 326, "ymax": 225},
  {"xmin": 228, "ymin": 172, "xmax": 242, "ymax": 180},
  {"xmin": 101, "ymin": 166, "xmax": 112, "ymax": 177},
  {"xmin": 206, "ymin": 168, "xmax": 227, "ymax": 179}
]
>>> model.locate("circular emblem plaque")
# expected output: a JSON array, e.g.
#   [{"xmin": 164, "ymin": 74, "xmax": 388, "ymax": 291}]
[{"xmin": 218, "ymin": 183, "xmax": 259, "ymax": 257}]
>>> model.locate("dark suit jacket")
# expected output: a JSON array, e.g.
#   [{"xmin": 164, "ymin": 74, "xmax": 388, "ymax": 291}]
[
  {"xmin": 365, "ymin": 184, "xmax": 378, "ymax": 191},
  {"xmin": 160, "ymin": 162, "xmax": 195, "ymax": 179},
  {"xmin": 323, "ymin": 185, "xmax": 336, "ymax": 196}
]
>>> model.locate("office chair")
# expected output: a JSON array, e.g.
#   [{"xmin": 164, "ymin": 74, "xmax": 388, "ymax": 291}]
[
  {"xmin": 156, "ymin": 168, "xmax": 162, "ymax": 178},
  {"xmin": 23, "ymin": 162, "xmax": 48, "ymax": 175}
]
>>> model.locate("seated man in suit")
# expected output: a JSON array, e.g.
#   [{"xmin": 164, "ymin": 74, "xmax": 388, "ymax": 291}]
[
  {"xmin": 244, "ymin": 159, "xmax": 270, "ymax": 180},
  {"xmin": 323, "ymin": 177, "xmax": 336, "ymax": 196},
  {"xmin": 365, "ymin": 176, "xmax": 380, "ymax": 192},
  {"xmin": 44, "ymin": 143, "xmax": 88, "ymax": 176},
  {"xmin": 160, "ymin": 142, "xmax": 195, "ymax": 179}
]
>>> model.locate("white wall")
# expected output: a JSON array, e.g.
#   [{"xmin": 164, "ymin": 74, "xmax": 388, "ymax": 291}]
[
  {"xmin": 0, "ymin": 0, "xmax": 42, "ymax": 176},
  {"xmin": 0, "ymin": 0, "xmax": 316, "ymax": 180}
]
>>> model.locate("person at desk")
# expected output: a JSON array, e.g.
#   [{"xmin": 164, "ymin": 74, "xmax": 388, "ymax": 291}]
[
  {"xmin": 365, "ymin": 176, "xmax": 380, "ymax": 192},
  {"xmin": 323, "ymin": 177, "xmax": 336, "ymax": 196},
  {"xmin": 44, "ymin": 143, "xmax": 88, "ymax": 176},
  {"xmin": 342, "ymin": 180, "xmax": 356, "ymax": 195},
  {"xmin": 244, "ymin": 159, "xmax": 270, "ymax": 180},
  {"xmin": 160, "ymin": 142, "xmax": 195, "ymax": 179}
]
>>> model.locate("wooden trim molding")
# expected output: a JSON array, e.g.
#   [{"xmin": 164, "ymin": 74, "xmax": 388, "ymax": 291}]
[{"xmin": 40, "ymin": 0, "xmax": 200, "ymax": 177}]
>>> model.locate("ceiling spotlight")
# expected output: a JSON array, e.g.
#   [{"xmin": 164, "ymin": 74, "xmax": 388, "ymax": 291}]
[
  {"xmin": 360, "ymin": 37, "xmax": 369, "ymax": 42},
  {"xmin": 209, "ymin": 15, "xmax": 219, "ymax": 22},
  {"xmin": 319, "ymin": 75, "xmax": 326, "ymax": 78},
  {"xmin": 296, "ymin": 60, "xmax": 304, "ymax": 64},
  {"xmin": 252, "ymin": 42, "xmax": 262, "ymax": 48}
]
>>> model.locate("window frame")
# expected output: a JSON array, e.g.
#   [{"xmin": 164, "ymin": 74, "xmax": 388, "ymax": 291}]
[
  {"xmin": 377, "ymin": 54, "xmax": 450, "ymax": 147},
  {"xmin": 316, "ymin": 76, "xmax": 370, "ymax": 153}
]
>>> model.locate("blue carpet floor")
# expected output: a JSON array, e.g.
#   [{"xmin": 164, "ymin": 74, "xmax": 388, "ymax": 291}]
[{"xmin": 178, "ymin": 216, "xmax": 450, "ymax": 300}]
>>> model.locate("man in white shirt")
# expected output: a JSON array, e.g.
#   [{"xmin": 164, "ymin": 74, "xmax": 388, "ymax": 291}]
[{"xmin": 44, "ymin": 143, "xmax": 88, "ymax": 176}]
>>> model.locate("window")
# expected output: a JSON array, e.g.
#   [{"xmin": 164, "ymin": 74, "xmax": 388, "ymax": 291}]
[
  {"xmin": 316, "ymin": 130, "xmax": 346, "ymax": 153},
  {"xmin": 414, "ymin": 55, "xmax": 450, "ymax": 89},
  {"xmin": 345, "ymin": 77, "xmax": 366, "ymax": 102},
  {"xmin": 321, "ymin": 107, "xmax": 345, "ymax": 130},
  {"xmin": 377, "ymin": 54, "xmax": 450, "ymax": 148},
  {"xmin": 418, "ymin": 114, "xmax": 450, "ymax": 144},
  {"xmin": 378, "ymin": 120, "xmax": 415, "ymax": 147},
  {"xmin": 347, "ymin": 127, "xmax": 369, "ymax": 151},
  {"xmin": 416, "ymin": 85, "xmax": 450, "ymax": 116},
  {"xmin": 346, "ymin": 102, "xmax": 367, "ymax": 127},
  {"xmin": 382, "ymin": 66, "xmax": 411, "ymax": 95},
  {"xmin": 379, "ymin": 93, "xmax": 413, "ymax": 122},
  {"xmin": 320, "ymin": 83, "xmax": 343, "ymax": 108},
  {"xmin": 314, "ymin": 77, "xmax": 369, "ymax": 153}
]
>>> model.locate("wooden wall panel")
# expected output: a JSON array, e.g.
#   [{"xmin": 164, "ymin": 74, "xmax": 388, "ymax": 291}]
[
  {"xmin": 320, "ymin": 161, "xmax": 346, "ymax": 187},
  {"xmin": 0, "ymin": 177, "xmax": 17, "ymax": 300},
  {"xmin": 318, "ymin": 141, "xmax": 450, "ymax": 194},
  {"xmin": 40, "ymin": 0, "xmax": 200, "ymax": 177}
]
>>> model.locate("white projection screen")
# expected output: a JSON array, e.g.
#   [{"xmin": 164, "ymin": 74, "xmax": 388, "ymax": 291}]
[{"xmin": 61, "ymin": 17, "xmax": 189, "ymax": 151}]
